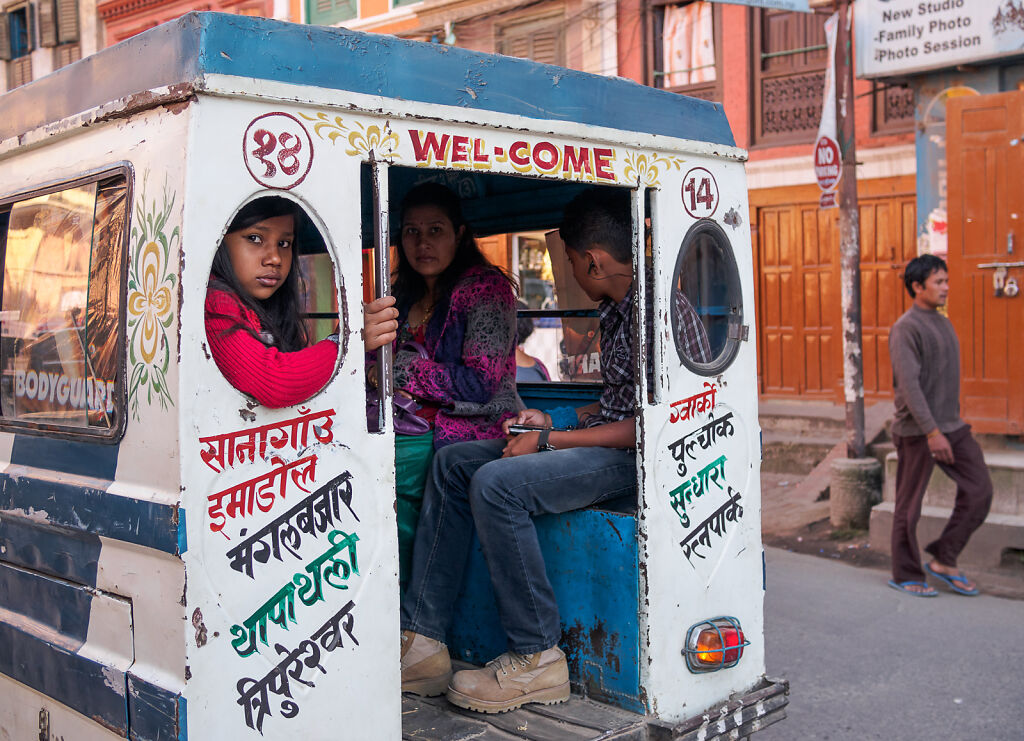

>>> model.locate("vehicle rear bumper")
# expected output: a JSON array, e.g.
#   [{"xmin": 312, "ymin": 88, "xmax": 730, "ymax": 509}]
[{"xmin": 648, "ymin": 676, "xmax": 790, "ymax": 741}]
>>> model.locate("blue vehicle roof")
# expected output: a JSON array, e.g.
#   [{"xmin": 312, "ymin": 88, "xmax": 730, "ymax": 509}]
[{"xmin": 0, "ymin": 11, "xmax": 735, "ymax": 148}]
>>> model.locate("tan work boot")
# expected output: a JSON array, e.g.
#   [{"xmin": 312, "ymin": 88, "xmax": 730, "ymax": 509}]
[
  {"xmin": 400, "ymin": 630, "xmax": 452, "ymax": 696},
  {"xmin": 446, "ymin": 646, "xmax": 570, "ymax": 713}
]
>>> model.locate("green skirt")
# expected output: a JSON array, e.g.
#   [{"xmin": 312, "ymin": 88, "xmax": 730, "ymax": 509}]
[{"xmin": 395, "ymin": 431, "xmax": 435, "ymax": 589}]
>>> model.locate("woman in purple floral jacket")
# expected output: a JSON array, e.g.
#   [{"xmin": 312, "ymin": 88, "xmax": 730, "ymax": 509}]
[{"xmin": 364, "ymin": 183, "xmax": 518, "ymax": 586}]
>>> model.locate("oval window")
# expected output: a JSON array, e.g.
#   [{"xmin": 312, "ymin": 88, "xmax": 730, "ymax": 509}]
[
  {"xmin": 205, "ymin": 195, "xmax": 343, "ymax": 407},
  {"xmin": 670, "ymin": 219, "xmax": 742, "ymax": 375}
]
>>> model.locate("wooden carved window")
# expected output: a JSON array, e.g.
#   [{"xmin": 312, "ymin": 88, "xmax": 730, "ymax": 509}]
[
  {"xmin": 871, "ymin": 81, "xmax": 915, "ymax": 135},
  {"xmin": 496, "ymin": 11, "xmax": 566, "ymax": 67},
  {"xmin": 751, "ymin": 8, "xmax": 830, "ymax": 147},
  {"xmin": 647, "ymin": 0, "xmax": 721, "ymax": 102}
]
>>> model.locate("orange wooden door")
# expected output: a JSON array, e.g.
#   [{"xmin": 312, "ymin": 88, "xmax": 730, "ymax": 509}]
[
  {"xmin": 753, "ymin": 179, "xmax": 915, "ymax": 401},
  {"xmin": 859, "ymin": 194, "xmax": 917, "ymax": 400},
  {"xmin": 755, "ymin": 202, "xmax": 839, "ymax": 397},
  {"xmin": 947, "ymin": 91, "xmax": 1024, "ymax": 434}
]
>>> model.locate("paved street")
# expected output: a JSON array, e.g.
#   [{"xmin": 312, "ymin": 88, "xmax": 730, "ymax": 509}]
[{"xmin": 758, "ymin": 547, "xmax": 1024, "ymax": 741}]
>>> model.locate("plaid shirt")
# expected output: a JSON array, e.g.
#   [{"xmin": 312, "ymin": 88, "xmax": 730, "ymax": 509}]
[
  {"xmin": 580, "ymin": 290, "xmax": 637, "ymax": 429},
  {"xmin": 673, "ymin": 288, "xmax": 712, "ymax": 364}
]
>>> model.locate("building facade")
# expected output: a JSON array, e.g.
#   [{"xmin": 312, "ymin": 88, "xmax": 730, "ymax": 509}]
[
  {"xmin": 22, "ymin": 0, "xmax": 1014, "ymax": 420},
  {"xmin": 339, "ymin": 0, "xmax": 918, "ymax": 405},
  {"xmin": 857, "ymin": 0, "xmax": 1024, "ymax": 434},
  {"xmin": 0, "ymin": 0, "xmax": 101, "ymax": 92},
  {"xmin": 618, "ymin": 1, "xmax": 919, "ymax": 404},
  {"xmin": 96, "ymin": 0, "xmax": 296, "ymax": 47}
]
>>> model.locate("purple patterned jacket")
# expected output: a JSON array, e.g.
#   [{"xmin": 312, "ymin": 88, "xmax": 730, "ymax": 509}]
[{"xmin": 394, "ymin": 265, "xmax": 518, "ymax": 449}]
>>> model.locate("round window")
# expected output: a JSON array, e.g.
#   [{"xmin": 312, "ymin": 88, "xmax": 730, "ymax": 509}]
[
  {"xmin": 670, "ymin": 219, "xmax": 743, "ymax": 375},
  {"xmin": 205, "ymin": 195, "xmax": 343, "ymax": 407}
]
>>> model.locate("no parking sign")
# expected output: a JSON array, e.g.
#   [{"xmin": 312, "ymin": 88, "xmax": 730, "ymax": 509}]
[{"xmin": 814, "ymin": 12, "xmax": 841, "ymax": 209}]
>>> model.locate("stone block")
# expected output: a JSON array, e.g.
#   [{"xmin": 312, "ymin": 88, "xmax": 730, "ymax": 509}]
[
  {"xmin": 869, "ymin": 501, "xmax": 1024, "ymax": 569},
  {"xmin": 882, "ymin": 450, "xmax": 1024, "ymax": 516},
  {"xmin": 830, "ymin": 458, "xmax": 882, "ymax": 529}
]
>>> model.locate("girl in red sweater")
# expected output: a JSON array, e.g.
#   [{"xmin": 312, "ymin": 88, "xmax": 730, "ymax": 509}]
[{"xmin": 205, "ymin": 197, "xmax": 338, "ymax": 407}]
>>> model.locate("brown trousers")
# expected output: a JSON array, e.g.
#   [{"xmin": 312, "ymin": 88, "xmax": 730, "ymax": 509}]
[{"xmin": 891, "ymin": 425, "xmax": 993, "ymax": 583}]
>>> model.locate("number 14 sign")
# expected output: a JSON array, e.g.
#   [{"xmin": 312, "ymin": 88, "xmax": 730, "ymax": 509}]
[{"xmin": 681, "ymin": 167, "xmax": 719, "ymax": 219}]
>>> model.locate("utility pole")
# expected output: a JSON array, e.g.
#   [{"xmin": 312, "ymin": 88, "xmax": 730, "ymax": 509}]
[{"xmin": 834, "ymin": 0, "xmax": 865, "ymax": 459}]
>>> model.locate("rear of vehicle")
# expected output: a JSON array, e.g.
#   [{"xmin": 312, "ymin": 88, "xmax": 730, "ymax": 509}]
[{"xmin": 0, "ymin": 12, "xmax": 786, "ymax": 740}]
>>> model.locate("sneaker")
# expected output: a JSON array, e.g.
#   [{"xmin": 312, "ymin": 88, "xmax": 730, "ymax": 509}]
[
  {"xmin": 446, "ymin": 646, "xmax": 570, "ymax": 714},
  {"xmin": 400, "ymin": 630, "xmax": 452, "ymax": 696}
]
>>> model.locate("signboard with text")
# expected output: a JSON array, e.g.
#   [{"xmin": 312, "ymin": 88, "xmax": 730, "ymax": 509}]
[{"xmin": 857, "ymin": 0, "xmax": 1024, "ymax": 78}]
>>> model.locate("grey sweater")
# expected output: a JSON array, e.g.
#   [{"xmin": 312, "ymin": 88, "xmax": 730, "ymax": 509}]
[{"xmin": 889, "ymin": 305, "xmax": 965, "ymax": 437}]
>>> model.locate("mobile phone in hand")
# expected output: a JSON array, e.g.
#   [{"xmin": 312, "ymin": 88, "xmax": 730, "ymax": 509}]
[{"xmin": 507, "ymin": 424, "xmax": 548, "ymax": 435}]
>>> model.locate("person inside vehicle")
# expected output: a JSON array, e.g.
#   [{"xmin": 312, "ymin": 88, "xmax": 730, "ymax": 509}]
[
  {"xmin": 205, "ymin": 196, "xmax": 340, "ymax": 408},
  {"xmin": 398, "ymin": 187, "xmax": 640, "ymax": 713},
  {"xmin": 363, "ymin": 183, "xmax": 519, "ymax": 589},
  {"xmin": 514, "ymin": 300, "xmax": 550, "ymax": 382}
]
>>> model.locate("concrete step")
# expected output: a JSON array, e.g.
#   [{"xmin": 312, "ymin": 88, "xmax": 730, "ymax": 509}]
[
  {"xmin": 882, "ymin": 450, "xmax": 1024, "ymax": 516},
  {"xmin": 759, "ymin": 399, "xmax": 846, "ymax": 437},
  {"xmin": 869, "ymin": 502, "xmax": 1024, "ymax": 570},
  {"xmin": 761, "ymin": 432, "xmax": 836, "ymax": 475}
]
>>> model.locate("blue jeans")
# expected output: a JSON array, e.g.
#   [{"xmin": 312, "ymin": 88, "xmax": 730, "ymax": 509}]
[{"xmin": 400, "ymin": 438, "xmax": 636, "ymax": 654}]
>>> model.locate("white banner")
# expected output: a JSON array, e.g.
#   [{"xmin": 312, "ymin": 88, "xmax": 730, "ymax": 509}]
[
  {"xmin": 814, "ymin": 12, "xmax": 841, "ymax": 207},
  {"xmin": 856, "ymin": 0, "xmax": 1024, "ymax": 78},
  {"xmin": 709, "ymin": 0, "xmax": 811, "ymax": 11}
]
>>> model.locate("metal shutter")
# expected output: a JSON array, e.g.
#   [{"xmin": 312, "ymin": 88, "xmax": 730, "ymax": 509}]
[
  {"xmin": 56, "ymin": 0, "xmax": 78, "ymax": 44},
  {"xmin": 39, "ymin": 0, "xmax": 57, "ymax": 47}
]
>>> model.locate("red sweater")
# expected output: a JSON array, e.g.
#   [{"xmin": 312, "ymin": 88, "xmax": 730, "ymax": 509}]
[{"xmin": 205, "ymin": 289, "xmax": 338, "ymax": 408}]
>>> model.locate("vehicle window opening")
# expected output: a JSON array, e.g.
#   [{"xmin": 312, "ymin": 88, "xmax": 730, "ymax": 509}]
[
  {"xmin": 362, "ymin": 168, "xmax": 645, "ymax": 408},
  {"xmin": 671, "ymin": 218, "xmax": 742, "ymax": 375},
  {"xmin": 205, "ymin": 195, "xmax": 341, "ymax": 407},
  {"xmin": 361, "ymin": 167, "xmax": 640, "ymax": 506},
  {"xmin": 0, "ymin": 171, "xmax": 129, "ymax": 437}
]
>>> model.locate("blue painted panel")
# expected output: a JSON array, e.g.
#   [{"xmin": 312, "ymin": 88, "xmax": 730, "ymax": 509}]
[
  {"xmin": 518, "ymin": 383, "xmax": 603, "ymax": 413},
  {"xmin": 0, "ymin": 472, "xmax": 181, "ymax": 556},
  {"xmin": 197, "ymin": 14, "xmax": 734, "ymax": 146},
  {"xmin": 0, "ymin": 562, "xmax": 92, "ymax": 646},
  {"xmin": 128, "ymin": 673, "xmax": 182, "ymax": 741},
  {"xmin": 0, "ymin": 620, "xmax": 127, "ymax": 735},
  {"xmin": 11, "ymin": 434, "xmax": 120, "ymax": 480},
  {"xmin": 1, "ymin": 13, "xmax": 736, "ymax": 148},
  {"xmin": 447, "ymin": 507, "xmax": 642, "ymax": 713},
  {"xmin": 0, "ymin": 512, "xmax": 101, "ymax": 586}
]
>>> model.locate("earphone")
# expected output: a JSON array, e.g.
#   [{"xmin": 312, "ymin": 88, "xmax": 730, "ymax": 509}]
[{"xmin": 587, "ymin": 258, "xmax": 630, "ymax": 280}]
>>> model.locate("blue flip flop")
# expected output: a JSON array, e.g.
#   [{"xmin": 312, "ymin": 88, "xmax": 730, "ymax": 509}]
[
  {"xmin": 888, "ymin": 580, "xmax": 938, "ymax": 597},
  {"xmin": 925, "ymin": 564, "xmax": 979, "ymax": 596}
]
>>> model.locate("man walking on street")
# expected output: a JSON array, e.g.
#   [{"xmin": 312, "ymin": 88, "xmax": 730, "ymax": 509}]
[{"xmin": 888, "ymin": 254, "xmax": 992, "ymax": 597}]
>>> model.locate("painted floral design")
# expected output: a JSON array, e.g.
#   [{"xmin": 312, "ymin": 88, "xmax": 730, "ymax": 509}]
[
  {"xmin": 623, "ymin": 151, "xmax": 684, "ymax": 187},
  {"xmin": 127, "ymin": 178, "xmax": 178, "ymax": 418},
  {"xmin": 300, "ymin": 112, "xmax": 401, "ymax": 161}
]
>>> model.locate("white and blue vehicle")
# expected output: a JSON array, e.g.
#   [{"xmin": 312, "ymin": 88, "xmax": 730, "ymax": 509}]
[{"xmin": 0, "ymin": 13, "xmax": 786, "ymax": 739}]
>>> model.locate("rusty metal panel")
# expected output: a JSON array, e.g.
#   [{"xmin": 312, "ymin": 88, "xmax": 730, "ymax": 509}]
[{"xmin": 448, "ymin": 507, "xmax": 642, "ymax": 713}]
